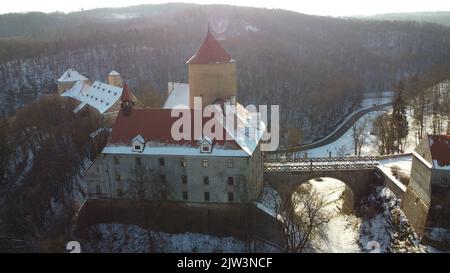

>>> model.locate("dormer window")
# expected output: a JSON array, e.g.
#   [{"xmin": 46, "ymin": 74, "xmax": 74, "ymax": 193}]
[
  {"xmin": 199, "ymin": 137, "xmax": 213, "ymax": 153},
  {"xmin": 132, "ymin": 135, "xmax": 145, "ymax": 153}
]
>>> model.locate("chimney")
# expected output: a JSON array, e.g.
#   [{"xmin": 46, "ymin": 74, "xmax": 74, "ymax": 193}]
[{"xmin": 230, "ymin": 95, "xmax": 236, "ymax": 105}]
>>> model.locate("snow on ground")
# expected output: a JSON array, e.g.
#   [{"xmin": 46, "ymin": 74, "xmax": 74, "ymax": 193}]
[
  {"xmin": 295, "ymin": 108, "xmax": 390, "ymax": 158},
  {"xmin": 307, "ymin": 178, "xmax": 361, "ymax": 253},
  {"xmin": 379, "ymin": 156, "xmax": 412, "ymax": 176},
  {"xmin": 256, "ymin": 186, "xmax": 281, "ymax": 218},
  {"xmin": 359, "ymin": 187, "xmax": 426, "ymax": 253},
  {"xmin": 80, "ymin": 223, "xmax": 277, "ymax": 253},
  {"xmin": 378, "ymin": 155, "xmax": 412, "ymax": 192},
  {"xmin": 360, "ymin": 96, "xmax": 392, "ymax": 108}
]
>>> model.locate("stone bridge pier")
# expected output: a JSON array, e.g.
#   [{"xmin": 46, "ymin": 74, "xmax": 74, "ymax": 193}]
[{"xmin": 264, "ymin": 169, "xmax": 380, "ymax": 207}]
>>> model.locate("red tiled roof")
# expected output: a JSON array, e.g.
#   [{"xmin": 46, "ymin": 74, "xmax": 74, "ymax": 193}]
[
  {"xmin": 187, "ymin": 30, "xmax": 232, "ymax": 65},
  {"xmin": 429, "ymin": 135, "xmax": 450, "ymax": 168},
  {"xmin": 120, "ymin": 83, "xmax": 133, "ymax": 102},
  {"xmin": 109, "ymin": 108, "xmax": 240, "ymax": 149}
]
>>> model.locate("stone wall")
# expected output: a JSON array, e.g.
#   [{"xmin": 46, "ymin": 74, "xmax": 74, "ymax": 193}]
[
  {"xmin": 85, "ymin": 150, "xmax": 263, "ymax": 204},
  {"xmin": 400, "ymin": 154, "xmax": 432, "ymax": 236},
  {"xmin": 76, "ymin": 199, "xmax": 284, "ymax": 248},
  {"xmin": 264, "ymin": 168, "xmax": 378, "ymax": 207},
  {"xmin": 188, "ymin": 62, "xmax": 237, "ymax": 108}
]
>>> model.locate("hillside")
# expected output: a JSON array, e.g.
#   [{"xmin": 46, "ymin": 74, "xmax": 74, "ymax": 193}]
[
  {"xmin": 1, "ymin": 4, "xmax": 450, "ymax": 143},
  {"xmin": 353, "ymin": 11, "xmax": 450, "ymax": 27}
]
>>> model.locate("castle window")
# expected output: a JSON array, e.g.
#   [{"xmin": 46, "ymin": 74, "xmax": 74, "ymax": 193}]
[
  {"xmin": 441, "ymin": 178, "xmax": 448, "ymax": 187},
  {"xmin": 108, "ymin": 91, "xmax": 111, "ymax": 93},
  {"xmin": 115, "ymin": 174, "xmax": 121, "ymax": 181},
  {"xmin": 114, "ymin": 93, "xmax": 117, "ymax": 96},
  {"xmin": 96, "ymin": 184, "xmax": 101, "ymax": 195},
  {"xmin": 202, "ymin": 159, "xmax": 208, "ymax": 168},
  {"xmin": 227, "ymin": 159, "xmax": 233, "ymax": 168},
  {"xmin": 113, "ymin": 156, "xmax": 119, "ymax": 164},
  {"xmin": 160, "ymin": 175, "xmax": 166, "ymax": 183},
  {"xmin": 181, "ymin": 160, "xmax": 187, "ymax": 167},
  {"xmin": 182, "ymin": 191, "xmax": 188, "ymax": 201},
  {"xmin": 182, "ymin": 175, "xmax": 187, "ymax": 184},
  {"xmin": 228, "ymin": 192, "xmax": 234, "ymax": 202},
  {"xmin": 204, "ymin": 192, "xmax": 210, "ymax": 202},
  {"xmin": 159, "ymin": 158, "xmax": 165, "ymax": 166},
  {"xmin": 203, "ymin": 176, "xmax": 209, "ymax": 185},
  {"xmin": 228, "ymin": 177, "xmax": 234, "ymax": 186}
]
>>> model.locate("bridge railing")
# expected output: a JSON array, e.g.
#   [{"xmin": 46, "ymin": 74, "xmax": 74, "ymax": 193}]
[
  {"xmin": 264, "ymin": 162, "xmax": 379, "ymax": 172},
  {"xmin": 264, "ymin": 155, "xmax": 380, "ymax": 164}
]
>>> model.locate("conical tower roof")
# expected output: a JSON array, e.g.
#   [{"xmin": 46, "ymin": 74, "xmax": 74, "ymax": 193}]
[{"xmin": 187, "ymin": 28, "xmax": 232, "ymax": 65}]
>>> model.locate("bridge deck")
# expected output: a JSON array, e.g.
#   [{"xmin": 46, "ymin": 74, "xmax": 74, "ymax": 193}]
[{"xmin": 264, "ymin": 156, "xmax": 379, "ymax": 172}]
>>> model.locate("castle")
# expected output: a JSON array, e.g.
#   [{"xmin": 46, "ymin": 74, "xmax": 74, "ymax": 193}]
[
  {"xmin": 83, "ymin": 29, "xmax": 266, "ymax": 204},
  {"xmin": 401, "ymin": 134, "xmax": 450, "ymax": 235},
  {"xmin": 57, "ymin": 69, "xmax": 126, "ymax": 120}
]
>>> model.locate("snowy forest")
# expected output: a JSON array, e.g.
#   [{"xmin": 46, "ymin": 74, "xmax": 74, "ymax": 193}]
[
  {"xmin": 1, "ymin": 3, "xmax": 450, "ymax": 252},
  {"xmin": 1, "ymin": 4, "xmax": 450, "ymax": 142}
]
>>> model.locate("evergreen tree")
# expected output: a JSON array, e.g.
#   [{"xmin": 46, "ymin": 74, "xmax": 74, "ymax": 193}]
[{"xmin": 392, "ymin": 81, "xmax": 409, "ymax": 152}]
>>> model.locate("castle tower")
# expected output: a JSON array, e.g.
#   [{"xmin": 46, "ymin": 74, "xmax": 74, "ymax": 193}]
[
  {"xmin": 57, "ymin": 68, "xmax": 88, "ymax": 94},
  {"xmin": 187, "ymin": 28, "xmax": 237, "ymax": 109},
  {"xmin": 120, "ymin": 83, "xmax": 134, "ymax": 116},
  {"xmin": 107, "ymin": 70, "xmax": 123, "ymax": 87}
]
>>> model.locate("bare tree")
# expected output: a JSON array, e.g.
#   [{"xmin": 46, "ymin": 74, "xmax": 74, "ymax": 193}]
[
  {"xmin": 351, "ymin": 117, "xmax": 368, "ymax": 156},
  {"xmin": 373, "ymin": 113, "xmax": 396, "ymax": 155},
  {"xmin": 277, "ymin": 186, "xmax": 330, "ymax": 253}
]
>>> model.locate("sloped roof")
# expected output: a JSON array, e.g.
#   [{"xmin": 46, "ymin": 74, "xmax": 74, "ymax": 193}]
[
  {"xmin": 106, "ymin": 100, "xmax": 266, "ymax": 157},
  {"xmin": 61, "ymin": 80, "xmax": 123, "ymax": 114},
  {"xmin": 58, "ymin": 68, "xmax": 88, "ymax": 83},
  {"xmin": 108, "ymin": 108, "xmax": 240, "ymax": 149},
  {"xmin": 108, "ymin": 70, "xmax": 120, "ymax": 76},
  {"xmin": 120, "ymin": 83, "xmax": 133, "ymax": 102},
  {"xmin": 163, "ymin": 82, "xmax": 189, "ymax": 109},
  {"xmin": 186, "ymin": 30, "xmax": 232, "ymax": 65},
  {"xmin": 428, "ymin": 135, "xmax": 450, "ymax": 170}
]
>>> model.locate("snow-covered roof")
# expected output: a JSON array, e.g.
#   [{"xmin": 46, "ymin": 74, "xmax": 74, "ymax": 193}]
[
  {"xmin": 103, "ymin": 103, "xmax": 266, "ymax": 157},
  {"xmin": 109, "ymin": 70, "xmax": 120, "ymax": 76},
  {"xmin": 132, "ymin": 135, "xmax": 145, "ymax": 144},
  {"xmin": 57, "ymin": 68, "xmax": 88, "ymax": 83},
  {"xmin": 61, "ymin": 80, "xmax": 88, "ymax": 98},
  {"xmin": 221, "ymin": 102, "xmax": 266, "ymax": 156},
  {"xmin": 61, "ymin": 80, "xmax": 123, "ymax": 114},
  {"xmin": 103, "ymin": 145, "xmax": 249, "ymax": 157},
  {"xmin": 163, "ymin": 83, "xmax": 190, "ymax": 109}
]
